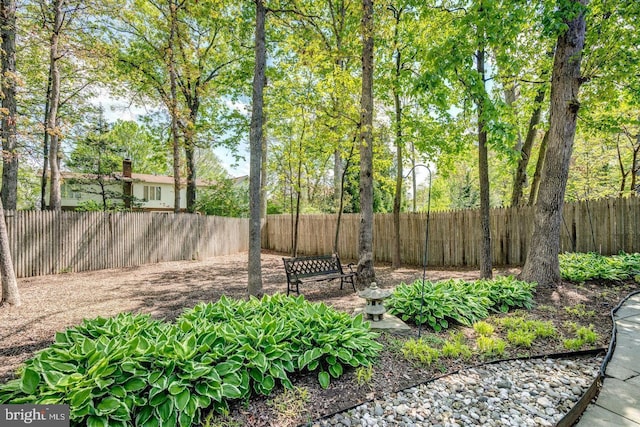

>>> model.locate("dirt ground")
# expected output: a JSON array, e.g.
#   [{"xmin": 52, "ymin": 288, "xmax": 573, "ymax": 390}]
[{"xmin": 1, "ymin": 250, "xmax": 637, "ymax": 426}]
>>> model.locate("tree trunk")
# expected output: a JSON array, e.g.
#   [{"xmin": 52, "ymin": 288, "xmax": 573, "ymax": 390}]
[
  {"xmin": 185, "ymin": 141, "xmax": 196, "ymax": 212},
  {"xmin": 411, "ymin": 141, "xmax": 417, "ymax": 212},
  {"xmin": 248, "ymin": 0, "xmax": 266, "ymax": 297},
  {"xmin": 357, "ymin": 0, "xmax": 375, "ymax": 287},
  {"xmin": 1, "ymin": 0, "xmax": 18, "ymax": 210},
  {"xmin": 260, "ymin": 112, "xmax": 268, "ymax": 219},
  {"xmin": 528, "ymin": 129, "xmax": 549, "ymax": 205},
  {"xmin": 520, "ymin": 0, "xmax": 588, "ymax": 287},
  {"xmin": 40, "ymin": 68, "xmax": 52, "ymax": 210},
  {"xmin": 391, "ymin": 6, "xmax": 403, "ymax": 269},
  {"xmin": 511, "ymin": 84, "xmax": 547, "ymax": 207},
  {"xmin": 392, "ymin": 89, "xmax": 402, "ymax": 269},
  {"xmin": 47, "ymin": 0, "xmax": 63, "ymax": 211},
  {"xmin": 631, "ymin": 130, "xmax": 639, "ymax": 194},
  {"xmin": 0, "ymin": 198, "xmax": 19, "ymax": 306},
  {"xmin": 168, "ymin": 0, "xmax": 181, "ymax": 213},
  {"xmin": 184, "ymin": 105, "xmax": 199, "ymax": 213},
  {"xmin": 477, "ymin": 42, "xmax": 492, "ymax": 279},
  {"xmin": 334, "ymin": 137, "xmax": 356, "ymax": 254}
]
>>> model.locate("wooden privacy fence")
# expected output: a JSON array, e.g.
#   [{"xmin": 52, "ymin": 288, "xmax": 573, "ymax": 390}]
[
  {"xmin": 263, "ymin": 196, "xmax": 640, "ymax": 267},
  {"xmin": 6, "ymin": 211, "xmax": 249, "ymax": 278}
]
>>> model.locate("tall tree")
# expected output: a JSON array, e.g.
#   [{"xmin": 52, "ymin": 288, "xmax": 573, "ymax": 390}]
[
  {"xmin": 520, "ymin": 0, "xmax": 588, "ymax": 286},
  {"xmin": 389, "ymin": 4, "xmax": 404, "ymax": 269},
  {"xmin": 0, "ymin": 0, "xmax": 18, "ymax": 210},
  {"xmin": 247, "ymin": 0, "xmax": 266, "ymax": 297},
  {"xmin": 168, "ymin": 0, "xmax": 182, "ymax": 213},
  {"xmin": 356, "ymin": 0, "xmax": 375, "ymax": 286},
  {"xmin": 0, "ymin": 197, "xmax": 19, "ymax": 306},
  {"xmin": 46, "ymin": 0, "xmax": 64, "ymax": 210},
  {"xmin": 475, "ymin": 3, "xmax": 492, "ymax": 278}
]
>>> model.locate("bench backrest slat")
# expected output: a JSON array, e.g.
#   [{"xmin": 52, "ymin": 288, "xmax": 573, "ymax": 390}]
[{"xmin": 283, "ymin": 255, "xmax": 342, "ymax": 279}]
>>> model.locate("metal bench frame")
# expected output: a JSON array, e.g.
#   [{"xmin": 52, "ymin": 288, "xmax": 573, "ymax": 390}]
[{"xmin": 282, "ymin": 254, "xmax": 357, "ymax": 296}]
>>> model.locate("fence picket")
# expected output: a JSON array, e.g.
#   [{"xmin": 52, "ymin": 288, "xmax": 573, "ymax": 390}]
[
  {"xmin": 5, "ymin": 211, "xmax": 249, "ymax": 278},
  {"xmin": 264, "ymin": 196, "xmax": 640, "ymax": 267}
]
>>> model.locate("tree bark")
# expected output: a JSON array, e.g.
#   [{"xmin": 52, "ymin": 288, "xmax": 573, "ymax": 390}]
[
  {"xmin": 511, "ymin": 83, "xmax": 547, "ymax": 207},
  {"xmin": 260, "ymin": 112, "xmax": 268, "ymax": 219},
  {"xmin": 247, "ymin": 0, "xmax": 266, "ymax": 297},
  {"xmin": 0, "ymin": 198, "xmax": 19, "ymax": 306},
  {"xmin": 528, "ymin": 130, "xmax": 549, "ymax": 205},
  {"xmin": 47, "ymin": 0, "xmax": 63, "ymax": 211},
  {"xmin": 631, "ymin": 129, "xmax": 639, "ymax": 194},
  {"xmin": 357, "ymin": 0, "xmax": 375, "ymax": 287},
  {"xmin": 168, "ymin": 0, "xmax": 181, "ymax": 213},
  {"xmin": 520, "ymin": 0, "xmax": 588, "ymax": 287},
  {"xmin": 183, "ymin": 104, "xmax": 199, "ymax": 213},
  {"xmin": 477, "ymin": 42, "xmax": 492, "ymax": 279},
  {"xmin": 391, "ymin": 6, "xmax": 403, "ymax": 269},
  {"xmin": 411, "ymin": 142, "xmax": 417, "ymax": 212},
  {"xmin": 1, "ymin": 0, "xmax": 18, "ymax": 210},
  {"xmin": 40, "ymin": 67, "xmax": 53, "ymax": 210}
]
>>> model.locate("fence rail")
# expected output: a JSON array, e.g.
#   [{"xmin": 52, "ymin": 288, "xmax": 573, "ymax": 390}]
[
  {"xmin": 263, "ymin": 196, "xmax": 640, "ymax": 267},
  {"xmin": 6, "ymin": 211, "xmax": 249, "ymax": 278}
]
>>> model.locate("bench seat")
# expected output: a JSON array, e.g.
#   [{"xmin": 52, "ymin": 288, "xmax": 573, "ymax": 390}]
[{"xmin": 282, "ymin": 254, "xmax": 357, "ymax": 296}]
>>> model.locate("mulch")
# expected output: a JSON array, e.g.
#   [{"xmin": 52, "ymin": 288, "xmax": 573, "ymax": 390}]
[{"xmin": 1, "ymin": 250, "xmax": 637, "ymax": 426}]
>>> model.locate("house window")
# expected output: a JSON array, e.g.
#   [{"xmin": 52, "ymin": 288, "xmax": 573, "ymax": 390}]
[
  {"xmin": 143, "ymin": 186, "xmax": 161, "ymax": 201},
  {"xmin": 61, "ymin": 183, "xmax": 81, "ymax": 199}
]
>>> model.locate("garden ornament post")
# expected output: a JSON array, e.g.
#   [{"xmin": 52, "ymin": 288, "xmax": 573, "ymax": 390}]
[{"xmin": 405, "ymin": 163, "xmax": 432, "ymax": 338}]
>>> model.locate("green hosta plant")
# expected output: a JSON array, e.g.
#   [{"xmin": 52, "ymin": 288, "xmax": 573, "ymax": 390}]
[
  {"xmin": 178, "ymin": 294, "xmax": 382, "ymax": 392},
  {"xmin": 559, "ymin": 252, "xmax": 640, "ymax": 282},
  {"xmin": 386, "ymin": 277, "xmax": 536, "ymax": 331},
  {"xmin": 0, "ymin": 295, "xmax": 382, "ymax": 426}
]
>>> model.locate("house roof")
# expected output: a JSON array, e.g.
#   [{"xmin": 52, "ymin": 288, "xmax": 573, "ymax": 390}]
[{"xmin": 59, "ymin": 171, "xmax": 213, "ymax": 187}]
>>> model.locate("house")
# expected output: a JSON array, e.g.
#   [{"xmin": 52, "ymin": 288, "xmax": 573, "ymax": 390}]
[{"xmin": 58, "ymin": 159, "xmax": 212, "ymax": 212}]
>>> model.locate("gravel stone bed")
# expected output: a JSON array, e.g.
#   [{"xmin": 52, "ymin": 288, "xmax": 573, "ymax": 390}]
[{"xmin": 316, "ymin": 356, "xmax": 602, "ymax": 427}]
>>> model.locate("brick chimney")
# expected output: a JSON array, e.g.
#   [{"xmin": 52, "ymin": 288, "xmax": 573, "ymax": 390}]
[
  {"xmin": 123, "ymin": 158, "xmax": 133, "ymax": 208},
  {"xmin": 123, "ymin": 158, "xmax": 132, "ymax": 178}
]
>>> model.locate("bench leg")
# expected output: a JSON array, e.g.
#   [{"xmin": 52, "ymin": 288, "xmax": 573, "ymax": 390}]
[{"xmin": 287, "ymin": 281, "xmax": 300, "ymax": 296}]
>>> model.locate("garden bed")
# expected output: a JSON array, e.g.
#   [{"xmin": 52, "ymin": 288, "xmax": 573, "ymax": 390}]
[{"xmin": 0, "ymin": 251, "xmax": 637, "ymax": 426}]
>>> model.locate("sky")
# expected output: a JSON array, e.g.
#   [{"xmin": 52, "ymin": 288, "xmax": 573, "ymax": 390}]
[{"xmin": 96, "ymin": 93, "xmax": 250, "ymax": 177}]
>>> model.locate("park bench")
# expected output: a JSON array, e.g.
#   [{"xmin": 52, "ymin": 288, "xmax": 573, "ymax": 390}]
[{"xmin": 282, "ymin": 254, "xmax": 357, "ymax": 296}]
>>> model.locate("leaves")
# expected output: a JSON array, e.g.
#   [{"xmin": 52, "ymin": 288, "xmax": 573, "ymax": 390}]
[
  {"xmin": 386, "ymin": 277, "xmax": 536, "ymax": 330},
  {"xmin": 0, "ymin": 294, "xmax": 382, "ymax": 426}
]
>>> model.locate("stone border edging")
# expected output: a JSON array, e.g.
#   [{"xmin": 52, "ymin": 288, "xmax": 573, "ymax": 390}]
[
  {"xmin": 559, "ymin": 289, "xmax": 640, "ymax": 426},
  {"xmin": 301, "ymin": 348, "xmax": 606, "ymax": 427},
  {"xmin": 300, "ymin": 290, "xmax": 640, "ymax": 427}
]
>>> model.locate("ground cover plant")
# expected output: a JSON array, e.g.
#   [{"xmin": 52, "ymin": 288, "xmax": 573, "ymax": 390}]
[
  {"xmin": 0, "ymin": 294, "xmax": 381, "ymax": 427},
  {"xmin": 559, "ymin": 252, "xmax": 640, "ymax": 282},
  {"xmin": 386, "ymin": 276, "xmax": 536, "ymax": 331},
  {"xmin": 2, "ymin": 253, "xmax": 639, "ymax": 426}
]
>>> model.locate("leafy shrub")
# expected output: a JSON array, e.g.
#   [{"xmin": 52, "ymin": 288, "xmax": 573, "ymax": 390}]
[
  {"xmin": 564, "ymin": 304, "xmax": 595, "ymax": 318},
  {"xmin": 0, "ymin": 295, "xmax": 381, "ymax": 426},
  {"xmin": 386, "ymin": 277, "xmax": 536, "ymax": 331},
  {"xmin": 559, "ymin": 252, "xmax": 640, "ymax": 282},
  {"xmin": 506, "ymin": 330, "xmax": 536, "ymax": 347},
  {"xmin": 441, "ymin": 332, "xmax": 472, "ymax": 359},
  {"xmin": 473, "ymin": 321, "xmax": 495, "ymax": 337},
  {"xmin": 563, "ymin": 324, "xmax": 598, "ymax": 351},
  {"xmin": 355, "ymin": 366, "xmax": 374, "ymax": 387},
  {"xmin": 475, "ymin": 276, "xmax": 536, "ymax": 312},
  {"xmin": 401, "ymin": 339, "xmax": 441, "ymax": 366},
  {"xmin": 499, "ymin": 316, "xmax": 556, "ymax": 347},
  {"xmin": 576, "ymin": 325, "xmax": 598, "ymax": 344},
  {"xmin": 476, "ymin": 336, "xmax": 506, "ymax": 357}
]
